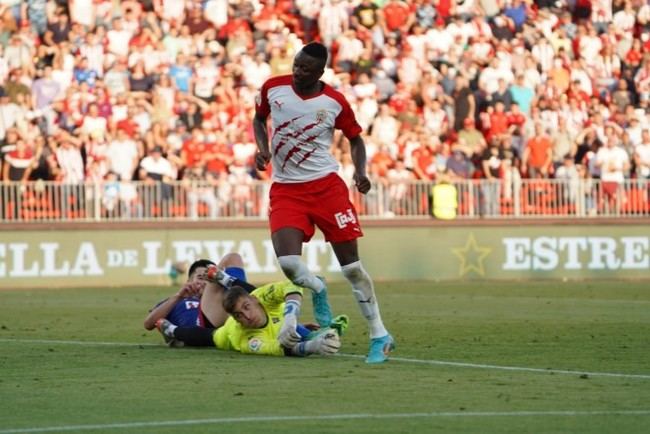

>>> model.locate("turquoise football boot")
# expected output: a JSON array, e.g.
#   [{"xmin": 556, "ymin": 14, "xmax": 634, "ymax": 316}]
[
  {"xmin": 311, "ymin": 276, "xmax": 333, "ymax": 328},
  {"xmin": 366, "ymin": 334, "xmax": 395, "ymax": 364}
]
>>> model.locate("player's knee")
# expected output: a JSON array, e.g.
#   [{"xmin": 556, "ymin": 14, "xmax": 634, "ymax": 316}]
[
  {"xmin": 278, "ymin": 255, "xmax": 307, "ymax": 285},
  {"xmin": 219, "ymin": 252, "xmax": 244, "ymax": 269},
  {"xmin": 341, "ymin": 260, "xmax": 364, "ymax": 282}
]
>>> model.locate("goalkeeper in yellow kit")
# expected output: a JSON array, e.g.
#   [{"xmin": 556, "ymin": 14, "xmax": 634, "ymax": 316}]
[{"xmin": 157, "ymin": 277, "xmax": 347, "ymax": 357}]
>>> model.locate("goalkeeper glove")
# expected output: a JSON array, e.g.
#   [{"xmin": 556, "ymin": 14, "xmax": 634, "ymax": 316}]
[
  {"xmin": 291, "ymin": 329, "xmax": 341, "ymax": 357},
  {"xmin": 278, "ymin": 300, "xmax": 301, "ymax": 347}
]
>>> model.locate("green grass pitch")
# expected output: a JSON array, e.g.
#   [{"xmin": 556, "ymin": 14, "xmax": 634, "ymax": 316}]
[{"xmin": 1, "ymin": 280, "xmax": 649, "ymax": 433}]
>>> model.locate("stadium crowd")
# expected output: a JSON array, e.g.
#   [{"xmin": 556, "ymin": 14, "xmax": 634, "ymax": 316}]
[{"xmin": 0, "ymin": 0, "xmax": 649, "ymax": 218}]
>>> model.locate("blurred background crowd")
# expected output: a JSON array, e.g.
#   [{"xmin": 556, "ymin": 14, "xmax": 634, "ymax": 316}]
[{"xmin": 0, "ymin": 0, "xmax": 649, "ymax": 217}]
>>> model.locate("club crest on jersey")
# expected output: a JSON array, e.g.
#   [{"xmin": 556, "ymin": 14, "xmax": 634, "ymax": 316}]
[
  {"xmin": 316, "ymin": 109, "xmax": 327, "ymax": 122},
  {"xmin": 248, "ymin": 338, "xmax": 263, "ymax": 352},
  {"xmin": 274, "ymin": 100, "xmax": 284, "ymax": 110}
]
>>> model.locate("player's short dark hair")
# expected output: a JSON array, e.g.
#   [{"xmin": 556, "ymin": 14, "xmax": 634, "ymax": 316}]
[
  {"xmin": 223, "ymin": 286, "xmax": 250, "ymax": 314},
  {"xmin": 301, "ymin": 42, "xmax": 328, "ymax": 62},
  {"xmin": 188, "ymin": 259, "xmax": 216, "ymax": 277}
]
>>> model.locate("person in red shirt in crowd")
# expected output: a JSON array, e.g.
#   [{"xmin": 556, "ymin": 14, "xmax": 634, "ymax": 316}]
[
  {"xmin": 370, "ymin": 144, "xmax": 395, "ymax": 178},
  {"xmin": 388, "ymin": 82, "xmax": 412, "ymax": 115},
  {"xmin": 181, "ymin": 127, "xmax": 209, "ymax": 171},
  {"xmin": 435, "ymin": 0, "xmax": 454, "ymax": 21},
  {"xmin": 624, "ymin": 38, "xmax": 643, "ymax": 70},
  {"xmin": 380, "ymin": 0, "xmax": 414, "ymax": 38},
  {"xmin": 205, "ymin": 132, "xmax": 234, "ymax": 179},
  {"xmin": 566, "ymin": 80, "xmax": 591, "ymax": 106},
  {"xmin": 507, "ymin": 103, "xmax": 526, "ymax": 134},
  {"xmin": 522, "ymin": 123, "xmax": 554, "ymax": 178},
  {"xmin": 487, "ymin": 100, "xmax": 509, "ymax": 142},
  {"xmin": 2, "ymin": 139, "xmax": 34, "ymax": 182},
  {"xmin": 216, "ymin": 9, "xmax": 251, "ymax": 43},
  {"xmin": 115, "ymin": 105, "xmax": 140, "ymax": 138},
  {"xmin": 411, "ymin": 140, "xmax": 437, "ymax": 181}
]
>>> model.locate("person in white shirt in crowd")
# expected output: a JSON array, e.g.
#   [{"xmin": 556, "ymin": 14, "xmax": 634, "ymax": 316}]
[
  {"xmin": 78, "ymin": 103, "xmax": 107, "ymax": 142},
  {"xmin": 106, "ymin": 17, "xmax": 133, "ymax": 61},
  {"xmin": 370, "ymin": 103, "xmax": 401, "ymax": 153},
  {"xmin": 242, "ymin": 52, "xmax": 271, "ymax": 90},
  {"xmin": 0, "ymin": 90, "xmax": 23, "ymax": 141},
  {"xmin": 555, "ymin": 154, "xmax": 581, "ymax": 205},
  {"xmin": 318, "ymin": 0, "xmax": 349, "ymax": 50},
  {"xmin": 386, "ymin": 158, "xmax": 415, "ymax": 215},
  {"xmin": 634, "ymin": 129, "xmax": 650, "ymax": 182},
  {"xmin": 596, "ymin": 133, "xmax": 631, "ymax": 212},
  {"xmin": 107, "ymin": 128, "xmax": 140, "ymax": 183},
  {"xmin": 139, "ymin": 145, "xmax": 176, "ymax": 215}
]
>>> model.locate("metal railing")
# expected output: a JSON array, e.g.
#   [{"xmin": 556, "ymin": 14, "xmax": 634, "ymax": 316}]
[{"xmin": 0, "ymin": 178, "xmax": 648, "ymax": 223}]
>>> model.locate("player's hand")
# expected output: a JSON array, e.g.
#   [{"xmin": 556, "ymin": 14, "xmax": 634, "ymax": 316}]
[
  {"xmin": 176, "ymin": 280, "xmax": 202, "ymax": 298},
  {"xmin": 278, "ymin": 314, "xmax": 301, "ymax": 347},
  {"xmin": 255, "ymin": 150, "xmax": 271, "ymax": 171},
  {"xmin": 304, "ymin": 329, "xmax": 341, "ymax": 356},
  {"xmin": 354, "ymin": 173, "xmax": 371, "ymax": 194},
  {"xmin": 205, "ymin": 265, "xmax": 223, "ymax": 282}
]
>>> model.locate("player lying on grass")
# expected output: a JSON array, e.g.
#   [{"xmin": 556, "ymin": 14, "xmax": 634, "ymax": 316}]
[
  {"xmin": 143, "ymin": 255, "xmax": 254, "ymax": 344},
  {"xmin": 156, "ymin": 280, "xmax": 348, "ymax": 357}
]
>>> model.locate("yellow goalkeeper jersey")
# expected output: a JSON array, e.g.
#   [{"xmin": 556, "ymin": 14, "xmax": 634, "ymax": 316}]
[{"xmin": 212, "ymin": 280, "xmax": 304, "ymax": 356}]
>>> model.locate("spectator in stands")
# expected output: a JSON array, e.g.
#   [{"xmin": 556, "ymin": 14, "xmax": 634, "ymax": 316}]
[
  {"xmin": 635, "ymin": 129, "xmax": 650, "ymax": 181},
  {"xmin": 522, "ymin": 123, "xmax": 553, "ymax": 179},
  {"xmin": 452, "ymin": 76, "xmax": 475, "ymax": 132},
  {"xmin": 457, "ymin": 117, "xmax": 486, "ymax": 161},
  {"xmin": 55, "ymin": 132, "xmax": 85, "ymax": 184},
  {"xmin": 31, "ymin": 134, "xmax": 60, "ymax": 181},
  {"xmin": 139, "ymin": 145, "xmax": 176, "ymax": 214},
  {"xmin": 381, "ymin": 0, "xmax": 414, "ymax": 40},
  {"xmin": 480, "ymin": 140, "xmax": 503, "ymax": 216},
  {"xmin": 0, "ymin": 89, "xmax": 22, "ymax": 142},
  {"xmin": 555, "ymin": 154, "xmax": 581, "ymax": 206},
  {"xmin": 551, "ymin": 117, "xmax": 575, "ymax": 171},
  {"xmin": 183, "ymin": 165, "xmax": 219, "ymax": 220},
  {"xmin": 370, "ymin": 103, "xmax": 401, "ymax": 153},
  {"xmin": 411, "ymin": 139, "xmax": 438, "ymax": 181},
  {"xmin": 318, "ymin": 0, "xmax": 349, "ymax": 49},
  {"xmin": 596, "ymin": 134, "xmax": 631, "ymax": 212},
  {"xmin": 4, "ymin": 68, "xmax": 31, "ymax": 103},
  {"xmin": 386, "ymin": 158, "xmax": 414, "ymax": 215},
  {"xmin": 107, "ymin": 127, "xmax": 140, "ymax": 182},
  {"xmin": 1, "ymin": 0, "xmax": 649, "ymax": 223},
  {"xmin": 445, "ymin": 147, "xmax": 473, "ymax": 181},
  {"xmin": 79, "ymin": 103, "xmax": 107, "ymax": 142},
  {"xmin": 2, "ymin": 138, "xmax": 33, "ymax": 182}
]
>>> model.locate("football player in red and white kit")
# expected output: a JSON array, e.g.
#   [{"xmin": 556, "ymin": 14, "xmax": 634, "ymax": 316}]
[{"xmin": 253, "ymin": 42, "xmax": 394, "ymax": 363}]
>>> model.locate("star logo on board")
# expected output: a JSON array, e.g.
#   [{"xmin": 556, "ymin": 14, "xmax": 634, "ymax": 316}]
[{"xmin": 451, "ymin": 233, "xmax": 492, "ymax": 277}]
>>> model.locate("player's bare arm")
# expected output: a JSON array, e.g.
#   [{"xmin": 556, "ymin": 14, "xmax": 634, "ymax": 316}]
[
  {"xmin": 350, "ymin": 135, "xmax": 371, "ymax": 194},
  {"xmin": 253, "ymin": 113, "xmax": 271, "ymax": 171},
  {"xmin": 143, "ymin": 281, "xmax": 201, "ymax": 330}
]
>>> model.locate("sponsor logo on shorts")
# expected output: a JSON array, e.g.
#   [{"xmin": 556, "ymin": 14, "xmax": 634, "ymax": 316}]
[{"xmin": 334, "ymin": 209, "xmax": 357, "ymax": 229}]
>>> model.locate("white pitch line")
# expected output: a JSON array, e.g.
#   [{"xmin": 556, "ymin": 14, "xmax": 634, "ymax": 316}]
[
  {"xmin": 0, "ymin": 338, "xmax": 158, "ymax": 347},
  {"xmin": 2, "ymin": 337, "xmax": 650, "ymax": 380},
  {"xmin": 1, "ymin": 410, "xmax": 650, "ymax": 433},
  {"xmin": 337, "ymin": 353, "xmax": 650, "ymax": 380}
]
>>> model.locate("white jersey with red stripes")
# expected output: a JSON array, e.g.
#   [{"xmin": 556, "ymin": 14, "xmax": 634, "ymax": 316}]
[{"xmin": 255, "ymin": 75, "xmax": 362, "ymax": 183}]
